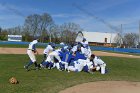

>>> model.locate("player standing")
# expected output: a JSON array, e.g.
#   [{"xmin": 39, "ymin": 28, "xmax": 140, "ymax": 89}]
[{"xmin": 24, "ymin": 39, "xmax": 39, "ymax": 71}]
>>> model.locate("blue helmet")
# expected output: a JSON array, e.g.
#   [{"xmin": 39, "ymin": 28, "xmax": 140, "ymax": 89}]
[
  {"xmin": 48, "ymin": 42, "xmax": 53, "ymax": 45},
  {"xmin": 52, "ymin": 43, "xmax": 56, "ymax": 48},
  {"xmin": 48, "ymin": 42, "xmax": 55, "ymax": 48},
  {"xmin": 77, "ymin": 44, "xmax": 81, "ymax": 49},
  {"xmin": 83, "ymin": 38, "xmax": 86, "ymax": 41}
]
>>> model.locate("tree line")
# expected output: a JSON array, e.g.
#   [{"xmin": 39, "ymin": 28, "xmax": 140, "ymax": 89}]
[
  {"xmin": 0, "ymin": 12, "xmax": 139, "ymax": 48},
  {"xmin": 0, "ymin": 13, "xmax": 82, "ymax": 43},
  {"xmin": 114, "ymin": 33, "xmax": 139, "ymax": 48}
]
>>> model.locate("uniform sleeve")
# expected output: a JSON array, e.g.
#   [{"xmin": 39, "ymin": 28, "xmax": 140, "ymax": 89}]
[
  {"xmin": 32, "ymin": 44, "xmax": 36, "ymax": 50},
  {"xmin": 48, "ymin": 45, "xmax": 54, "ymax": 50},
  {"xmin": 93, "ymin": 58, "xmax": 98, "ymax": 66},
  {"xmin": 81, "ymin": 47, "xmax": 85, "ymax": 54},
  {"xmin": 32, "ymin": 44, "xmax": 36, "ymax": 52}
]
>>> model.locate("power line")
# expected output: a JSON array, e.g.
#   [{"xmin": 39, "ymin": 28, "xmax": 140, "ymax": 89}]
[
  {"xmin": 0, "ymin": 3, "xmax": 25, "ymax": 18},
  {"xmin": 72, "ymin": 3, "xmax": 121, "ymax": 33}
]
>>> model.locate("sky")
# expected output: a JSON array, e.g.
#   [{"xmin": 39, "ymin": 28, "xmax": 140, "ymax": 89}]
[{"xmin": 0, "ymin": 0, "xmax": 140, "ymax": 33}]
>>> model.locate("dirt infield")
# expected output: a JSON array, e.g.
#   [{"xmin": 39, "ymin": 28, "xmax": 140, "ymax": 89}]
[
  {"xmin": 93, "ymin": 51, "xmax": 140, "ymax": 58},
  {"xmin": 59, "ymin": 81, "xmax": 140, "ymax": 93},
  {"xmin": 0, "ymin": 48, "xmax": 140, "ymax": 58}
]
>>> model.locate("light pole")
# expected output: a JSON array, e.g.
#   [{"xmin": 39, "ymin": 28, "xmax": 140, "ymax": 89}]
[
  {"xmin": 138, "ymin": 20, "xmax": 140, "ymax": 48},
  {"xmin": 49, "ymin": 31, "xmax": 51, "ymax": 42}
]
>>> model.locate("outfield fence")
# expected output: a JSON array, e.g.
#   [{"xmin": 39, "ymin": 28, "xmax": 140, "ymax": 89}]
[
  {"xmin": 0, "ymin": 41, "xmax": 46, "ymax": 46},
  {"xmin": 90, "ymin": 46, "xmax": 140, "ymax": 54},
  {"xmin": 0, "ymin": 41, "xmax": 140, "ymax": 54}
]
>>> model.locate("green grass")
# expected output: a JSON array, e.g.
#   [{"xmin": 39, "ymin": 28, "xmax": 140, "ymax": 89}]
[{"xmin": 0, "ymin": 54, "xmax": 140, "ymax": 93}]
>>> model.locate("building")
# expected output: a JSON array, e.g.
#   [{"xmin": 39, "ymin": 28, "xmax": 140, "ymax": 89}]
[{"xmin": 82, "ymin": 31, "xmax": 118, "ymax": 47}]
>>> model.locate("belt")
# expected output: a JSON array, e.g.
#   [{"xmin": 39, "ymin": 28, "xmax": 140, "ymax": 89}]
[
  {"xmin": 28, "ymin": 49, "xmax": 32, "ymax": 50},
  {"xmin": 28, "ymin": 49, "xmax": 34, "ymax": 51}
]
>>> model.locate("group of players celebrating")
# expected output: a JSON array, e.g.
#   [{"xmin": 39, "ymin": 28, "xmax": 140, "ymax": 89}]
[{"xmin": 24, "ymin": 38, "xmax": 107, "ymax": 74}]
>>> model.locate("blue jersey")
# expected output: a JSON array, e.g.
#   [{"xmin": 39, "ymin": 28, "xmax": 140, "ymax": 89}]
[
  {"xmin": 58, "ymin": 51, "xmax": 63, "ymax": 59},
  {"xmin": 61, "ymin": 51, "xmax": 72, "ymax": 63},
  {"xmin": 74, "ymin": 51, "xmax": 86, "ymax": 61}
]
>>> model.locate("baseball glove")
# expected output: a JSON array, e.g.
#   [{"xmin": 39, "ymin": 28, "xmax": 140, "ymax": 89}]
[{"xmin": 9, "ymin": 77, "xmax": 18, "ymax": 84}]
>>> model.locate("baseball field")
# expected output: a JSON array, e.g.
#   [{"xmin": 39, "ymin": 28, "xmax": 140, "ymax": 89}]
[{"xmin": 0, "ymin": 47, "xmax": 140, "ymax": 93}]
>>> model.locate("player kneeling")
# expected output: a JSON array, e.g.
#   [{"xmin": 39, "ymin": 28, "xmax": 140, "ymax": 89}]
[{"xmin": 90, "ymin": 54, "xmax": 107, "ymax": 74}]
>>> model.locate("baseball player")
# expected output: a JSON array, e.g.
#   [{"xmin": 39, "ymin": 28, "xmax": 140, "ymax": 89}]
[
  {"xmin": 43, "ymin": 42, "xmax": 55, "ymax": 60},
  {"xmin": 91, "ymin": 54, "xmax": 106, "ymax": 74},
  {"xmin": 71, "ymin": 43, "xmax": 78, "ymax": 54},
  {"xmin": 42, "ymin": 48, "xmax": 62, "ymax": 70},
  {"xmin": 74, "ymin": 45, "xmax": 87, "ymax": 61},
  {"xmin": 24, "ymin": 39, "xmax": 39, "ymax": 71},
  {"xmin": 81, "ymin": 45, "xmax": 92, "ymax": 59},
  {"xmin": 81, "ymin": 38, "xmax": 89, "ymax": 48},
  {"xmin": 60, "ymin": 48, "xmax": 73, "ymax": 71},
  {"xmin": 39, "ymin": 42, "xmax": 55, "ymax": 67},
  {"xmin": 67, "ymin": 59, "xmax": 87, "ymax": 72}
]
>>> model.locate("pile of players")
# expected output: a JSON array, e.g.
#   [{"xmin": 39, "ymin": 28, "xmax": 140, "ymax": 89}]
[{"xmin": 24, "ymin": 38, "xmax": 107, "ymax": 74}]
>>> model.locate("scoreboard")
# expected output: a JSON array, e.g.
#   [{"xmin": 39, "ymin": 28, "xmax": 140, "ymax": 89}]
[{"xmin": 8, "ymin": 35, "xmax": 22, "ymax": 42}]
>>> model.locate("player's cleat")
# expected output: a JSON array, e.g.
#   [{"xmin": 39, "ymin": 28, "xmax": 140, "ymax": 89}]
[
  {"xmin": 24, "ymin": 66, "xmax": 29, "ymax": 71},
  {"xmin": 105, "ymin": 69, "xmax": 108, "ymax": 74},
  {"xmin": 35, "ymin": 67, "xmax": 39, "ymax": 70},
  {"xmin": 58, "ymin": 68, "xmax": 63, "ymax": 71},
  {"xmin": 48, "ymin": 67, "xmax": 51, "ymax": 70},
  {"xmin": 75, "ymin": 69, "xmax": 79, "ymax": 72},
  {"xmin": 68, "ymin": 70, "xmax": 70, "ymax": 73},
  {"xmin": 89, "ymin": 71, "xmax": 94, "ymax": 74},
  {"xmin": 40, "ymin": 64, "xmax": 44, "ymax": 68}
]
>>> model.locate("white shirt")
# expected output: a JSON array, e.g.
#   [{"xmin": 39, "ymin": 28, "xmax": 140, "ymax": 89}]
[
  {"xmin": 74, "ymin": 59, "xmax": 87, "ymax": 72},
  {"xmin": 81, "ymin": 47, "xmax": 92, "ymax": 58},
  {"xmin": 86, "ymin": 61, "xmax": 94, "ymax": 69},
  {"xmin": 71, "ymin": 45, "xmax": 77, "ymax": 52},
  {"xmin": 81, "ymin": 41, "xmax": 88, "ymax": 47},
  {"xmin": 28, "ymin": 40, "xmax": 38, "ymax": 50},
  {"xmin": 93, "ymin": 56, "xmax": 105, "ymax": 66},
  {"xmin": 49, "ymin": 49, "xmax": 61, "ymax": 56},
  {"xmin": 43, "ymin": 45, "xmax": 53, "ymax": 55}
]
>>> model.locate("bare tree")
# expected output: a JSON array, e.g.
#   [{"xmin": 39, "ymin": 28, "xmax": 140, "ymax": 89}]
[
  {"xmin": 39, "ymin": 13, "xmax": 53, "ymax": 42},
  {"xmin": 24, "ymin": 13, "xmax": 53, "ymax": 42},
  {"xmin": 113, "ymin": 33, "xmax": 123, "ymax": 47},
  {"xmin": 0, "ymin": 29, "xmax": 8, "ymax": 40},
  {"xmin": 6, "ymin": 26, "xmax": 22, "ymax": 35},
  {"xmin": 48, "ymin": 24, "xmax": 60, "ymax": 43},
  {"xmin": 60, "ymin": 22, "xmax": 83, "ymax": 44},
  {"xmin": 24, "ymin": 14, "xmax": 41, "ymax": 37},
  {"xmin": 123, "ymin": 33, "xmax": 139, "ymax": 48}
]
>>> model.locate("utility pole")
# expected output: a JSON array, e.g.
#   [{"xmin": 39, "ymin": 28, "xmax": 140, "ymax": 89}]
[
  {"xmin": 49, "ymin": 32, "xmax": 51, "ymax": 42},
  {"xmin": 120, "ymin": 24, "xmax": 123, "ymax": 47},
  {"xmin": 138, "ymin": 20, "xmax": 140, "ymax": 48},
  {"xmin": 110, "ymin": 31, "xmax": 112, "ymax": 47}
]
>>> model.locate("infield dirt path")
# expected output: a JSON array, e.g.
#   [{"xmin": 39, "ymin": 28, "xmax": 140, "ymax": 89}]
[{"xmin": 0, "ymin": 48, "xmax": 140, "ymax": 58}]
